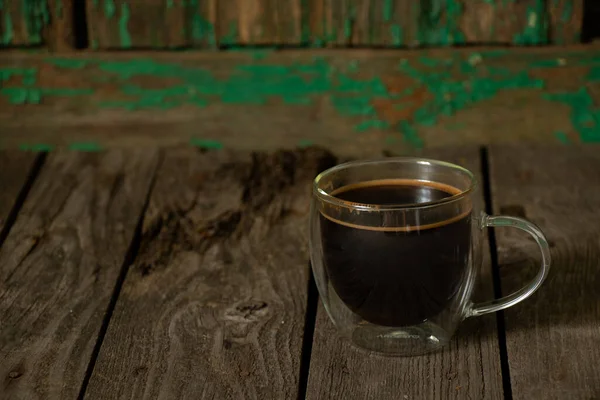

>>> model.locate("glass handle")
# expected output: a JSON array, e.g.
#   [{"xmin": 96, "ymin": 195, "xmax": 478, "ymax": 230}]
[{"xmin": 468, "ymin": 214, "xmax": 552, "ymax": 318}]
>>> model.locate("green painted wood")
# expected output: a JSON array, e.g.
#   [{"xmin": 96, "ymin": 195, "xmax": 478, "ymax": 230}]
[
  {"xmin": 82, "ymin": 0, "xmax": 582, "ymax": 49},
  {"xmin": 0, "ymin": 0, "xmax": 51, "ymax": 46},
  {"xmin": 0, "ymin": 47, "xmax": 598, "ymax": 154},
  {"xmin": 548, "ymin": 0, "xmax": 583, "ymax": 44}
]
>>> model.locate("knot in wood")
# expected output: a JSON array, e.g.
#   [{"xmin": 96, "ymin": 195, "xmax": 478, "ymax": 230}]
[{"xmin": 224, "ymin": 300, "xmax": 269, "ymax": 322}]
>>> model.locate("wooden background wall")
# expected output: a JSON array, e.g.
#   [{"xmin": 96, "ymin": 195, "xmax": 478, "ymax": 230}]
[{"xmin": 0, "ymin": 0, "xmax": 584, "ymax": 51}]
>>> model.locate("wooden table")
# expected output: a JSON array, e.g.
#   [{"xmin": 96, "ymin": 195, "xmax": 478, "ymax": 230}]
[{"xmin": 0, "ymin": 145, "xmax": 598, "ymax": 399}]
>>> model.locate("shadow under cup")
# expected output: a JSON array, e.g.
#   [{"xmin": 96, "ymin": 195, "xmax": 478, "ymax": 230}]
[{"xmin": 311, "ymin": 159, "xmax": 477, "ymax": 354}]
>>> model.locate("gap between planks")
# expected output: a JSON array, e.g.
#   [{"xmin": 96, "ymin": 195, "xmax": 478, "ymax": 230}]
[
  {"xmin": 480, "ymin": 147, "xmax": 513, "ymax": 400},
  {"xmin": 0, "ymin": 153, "xmax": 47, "ymax": 249},
  {"xmin": 77, "ymin": 150, "xmax": 164, "ymax": 399}
]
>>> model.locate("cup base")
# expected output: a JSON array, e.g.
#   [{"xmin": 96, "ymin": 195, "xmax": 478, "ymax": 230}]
[{"xmin": 350, "ymin": 320, "xmax": 450, "ymax": 356}]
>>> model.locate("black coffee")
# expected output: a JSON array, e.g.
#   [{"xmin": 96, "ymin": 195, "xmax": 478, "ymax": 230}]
[{"xmin": 320, "ymin": 179, "xmax": 471, "ymax": 327}]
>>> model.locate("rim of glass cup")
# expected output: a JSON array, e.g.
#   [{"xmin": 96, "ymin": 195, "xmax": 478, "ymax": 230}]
[{"xmin": 313, "ymin": 157, "xmax": 477, "ymax": 212}]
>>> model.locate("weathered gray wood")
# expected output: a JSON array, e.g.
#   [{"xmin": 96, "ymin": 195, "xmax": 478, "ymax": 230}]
[
  {"xmin": 84, "ymin": 147, "xmax": 336, "ymax": 399},
  {"xmin": 306, "ymin": 147, "xmax": 503, "ymax": 400},
  {"xmin": 490, "ymin": 145, "xmax": 600, "ymax": 399},
  {"xmin": 0, "ymin": 150, "xmax": 159, "ymax": 398},
  {"xmin": 0, "ymin": 152, "xmax": 38, "ymax": 233}
]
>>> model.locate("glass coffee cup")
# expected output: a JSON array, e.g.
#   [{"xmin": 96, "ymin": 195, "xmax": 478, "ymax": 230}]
[{"xmin": 309, "ymin": 157, "xmax": 551, "ymax": 355}]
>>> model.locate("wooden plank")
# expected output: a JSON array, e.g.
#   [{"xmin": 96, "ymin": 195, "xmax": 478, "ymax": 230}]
[
  {"xmin": 86, "ymin": 0, "xmax": 190, "ymax": 49},
  {"xmin": 460, "ymin": 0, "xmax": 548, "ymax": 45},
  {"xmin": 306, "ymin": 147, "xmax": 503, "ymax": 400},
  {"xmin": 47, "ymin": 0, "xmax": 75, "ymax": 50},
  {"xmin": 0, "ymin": 150, "xmax": 159, "ymax": 398},
  {"xmin": 0, "ymin": 46, "xmax": 599, "ymax": 155},
  {"xmin": 315, "ymin": 0, "xmax": 418, "ymax": 47},
  {"xmin": 219, "ymin": 0, "xmax": 303, "ymax": 45},
  {"xmin": 0, "ymin": 152, "xmax": 38, "ymax": 233},
  {"xmin": 489, "ymin": 145, "xmax": 600, "ymax": 399},
  {"xmin": 0, "ymin": 0, "xmax": 73, "ymax": 48},
  {"xmin": 86, "ymin": 0, "xmax": 303, "ymax": 48},
  {"xmin": 548, "ymin": 0, "xmax": 584, "ymax": 44},
  {"xmin": 322, "ymin": 0, "xmax": 554, "ymax": 47},
  {"xmin": 188, "ymin": 0, "xmax": 217, "ymax": 48},
  {"xmin": 84, "ymin": 147, "xmax": 337, "ymax": 399}
]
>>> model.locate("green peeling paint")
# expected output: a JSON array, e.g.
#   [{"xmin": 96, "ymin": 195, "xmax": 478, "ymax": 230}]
[
  {"xmin": 513, "ymin": 1, "xmax": 548, "ymax": 45},
  {"xmin": 104, "ymin": 0, "xmax": 116, "ymax": 18},
  {"xmin": 56, "ymin": 0, "xmax": 63, "ymax": 18},
  {"xmin": 119, "ymin": 3, "xmax": 132, "ymax": 48},
  {"xmin": 561, "ymin": 1, "xmax": 573, "ymax": 22},
  {"xmin": 189, "ymin": 0, "xmax": 216, "ymax": 47},
  {"xmin": 298, "ymin": 139, "xmax": 314, "ymax": 148},
  {"xmin": 545, "ymin": 88, "xmax": 600, "ymax": 142},
  {"xmin": 166, "ymin": 0, "xmax": 174, "ymax": 9},
  {"xmin": 418, "ymin": 0, "xmax": 465, "ymax": 46},
  {"xmin": 225, "ymin": 47, "xmax": 274, "ymax": 61},
  {"xmin": 355, "ymin": 119, "xmax": 390, "ymax": 133},
  {"xmin": 21, "ymin": 0, "xmax": 49, "ymax": 44},
  {"xmin": 221, "ymin": 22, "xmax": 238, "ymax": 46},
  {"xmin": 46, "ymin": 58, "xmax": 90, "ymax": 69},
  {"xmin": 1, "ymin": 66, "xmax": 93, "ymax": 105},
  {"xmin": 19, "ymin": 143, "xmax": 54, "ymax": 152},
  {"xmin": 588, "ymin": 65, "xmax": 600, "ymax": 82},
  {"xmin": 190, "ymin": 138, "xmax": 223, "ymax": 149},
  {"xmin": 383, "ymin": 0, "xmax": 393, "ymax": 22},
  {"xmin": 391, "ymin": 25, "xmax": 403, "ymax": 46},
  {"xmin": 9, "ymin": 51, "xmax": 600, "ymax": 148},
  {"xmin": 2, "ymin": 12, "xmax": 13, "ymax": 44},
  {"xmin": 554, "ymin": 131, "xmax": 570, "ymax": 144},
  {"xmin": 396, "ymin": 54, "xmax": 544, "ymax": 147}
]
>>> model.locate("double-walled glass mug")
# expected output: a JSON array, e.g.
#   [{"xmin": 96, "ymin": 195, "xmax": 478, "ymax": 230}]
[{"xmin": 309, "ymin": 158, "xmax": 551, "ymax": 356}]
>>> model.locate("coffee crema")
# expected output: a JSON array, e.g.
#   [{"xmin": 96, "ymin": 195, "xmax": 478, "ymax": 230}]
[{"xmin": 319, "ymin": 179, "xmax": 472, "ymax": 327}]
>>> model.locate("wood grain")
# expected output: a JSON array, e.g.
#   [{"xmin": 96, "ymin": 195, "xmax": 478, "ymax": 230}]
[
  {"xmin": 460, "ymin": 0, "xmax": 547, "ymax": 45},
  {"xmin": 0, "ymin": 46, "xmax": 596, "ymax": 156},
  {"xmin": 0, "ymin": 152, "xmax": 38, "ymax": 233},
  {"xmin": 306, "ymin": 147, "xmax": 503, "ymax": 400},
  {"xmin": 0, "ymin": 0, "xmax": 72, "ymax": 48},
  {"xmin": 317, "ymin": 0, "xmax": 418, "ymax": 47},
  {"xmin": 489, "ymin": 145, "xmax": 600, "ymax": 399},
  {"xmin": 86, "ymin": 0, "xmax": 190, "ymax": 49},
  {"xmin": 228, "ymin": 0, "xmax": 303, "ymax": 45},
  {"xmin": 84, "ymin": 147, "xmax": 336, "ymax": 399},
  {"xmin": 548, "ymin": 0, "xmax": 583, "ymax": 45},
  {"xmin": 0, "ymin": 150, "xmax": 159, "ymax": 398},
  {"xmin": 47, "ymin": 0, "xmax": 75, "ymax": 50}
]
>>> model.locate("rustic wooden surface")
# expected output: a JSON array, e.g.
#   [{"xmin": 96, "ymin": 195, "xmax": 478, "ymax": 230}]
[
  {"xmin": 86, "ymin": 0, "xmax": 190, "ymax": 49},
  {"xmin": 548, "ymin": 0, "xmax": 584, "ymax": 45},
  {"xmin": 80, "ymin": 0, "xmax": 584, "ymax": 48},
  {"xmin": 0, "ymin": 0, "xmax": 73, "ymax": 48},
  {"xmin": 461, "ymin": 0, "xmax": 544, "ymax": 44},
  {"xmin": 85, "ymin": 0, "xmax": 303, "ymax": 48},
  {"xmin": 0, "ymin": 150, "xmax": 158, "ymax": 398},
  {"xmin": 306, "ymin": 146, "xmax": 504, "ymax": 400},
  {"xmin": 2, "ymin": 45, "xmax": 600, "ymax": 155},
  {"xmin": 47, "ymin": 0, "xmax": 76, "ymax": 50},
  {"xmin": 490, "ymin": 145, "xmax": 600, "ymax": 399},
  {"xmin": 0, "ymin": 152, "xmax": 38, "ymax": 233},
  {"xmin": 84, "ymin": 147, "xmax": 336, "ymax": 399},
  {"xmin": 0, "ymin": 146, "xmax": 599, "ymax": 398}
]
